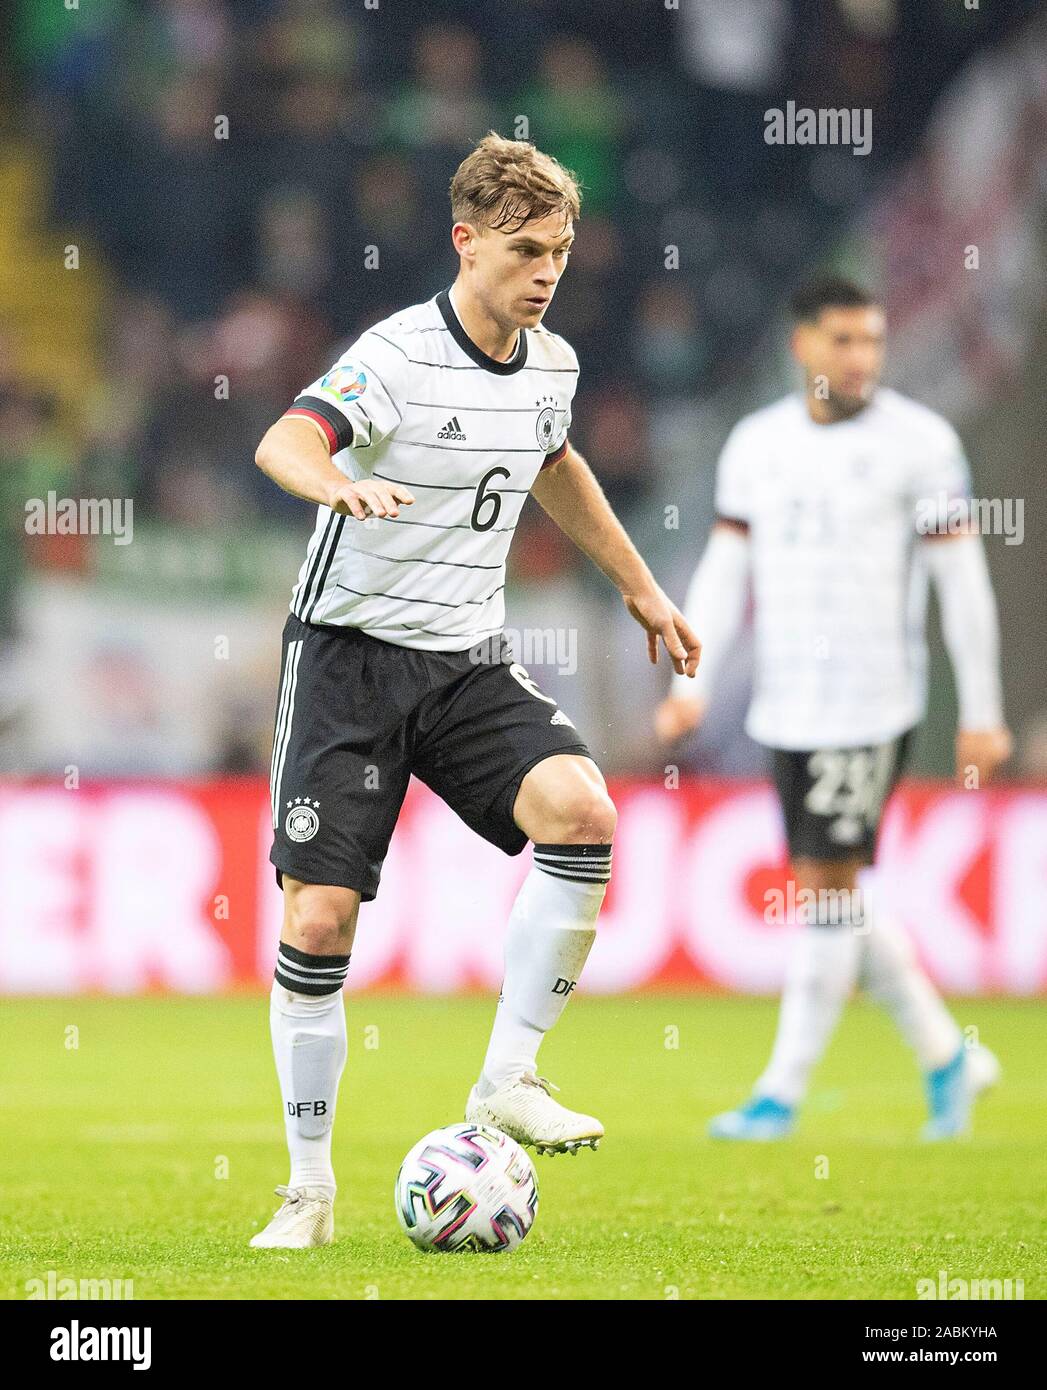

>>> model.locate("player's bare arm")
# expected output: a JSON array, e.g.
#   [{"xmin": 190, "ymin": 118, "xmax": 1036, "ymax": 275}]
[
  {"xmin": 531, "ymin": 441, "xmax": 701, "ymax": 676},
  {"xmin": 255, "ymin": 415, "xmax": 415, "ymax": 520}
]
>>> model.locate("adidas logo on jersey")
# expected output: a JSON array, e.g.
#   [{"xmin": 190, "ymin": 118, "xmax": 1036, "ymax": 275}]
[
  {"xmin": 437, "ymin": 415, "xmax": 467, "ymax": 441},
  {"xmin": 550, "ymin": 709, "xmax": 575, "ymax": 728}
]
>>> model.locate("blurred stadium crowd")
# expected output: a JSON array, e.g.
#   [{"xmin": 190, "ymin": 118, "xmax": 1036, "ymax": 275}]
[{"xmin": 1, "ymin": 0, "xmax": 1045, "ymax": 776}]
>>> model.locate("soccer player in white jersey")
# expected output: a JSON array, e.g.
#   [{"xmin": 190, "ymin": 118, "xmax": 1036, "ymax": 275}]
[
  {"xmin": 656, "ymin": 276, "xmax": 1012, "ymax": 1143},
  {"xmin": 248, "ymin": 133, "xmax": 701, "ymax": 1247}
]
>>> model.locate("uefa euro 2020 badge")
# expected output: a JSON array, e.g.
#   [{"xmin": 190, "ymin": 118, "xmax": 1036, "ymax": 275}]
[
  {"xmin": 320, "ymin": 363, "xmax": 368, "ymax": 403},
  {"xmin": 285, "ymin": 797, "xmax": 321, "ymax": 842}
]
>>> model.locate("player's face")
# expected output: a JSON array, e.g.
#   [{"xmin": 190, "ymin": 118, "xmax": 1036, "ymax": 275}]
[
  {"xmin": 793, "ymin": 305, "xmax": 886, "ymax": 412},
  {"xmin": 465, "ymin": 211, "xmax": 574, "ymax": 330}
]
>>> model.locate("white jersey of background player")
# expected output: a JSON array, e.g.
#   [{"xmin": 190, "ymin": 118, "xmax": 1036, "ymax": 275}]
[{"xmin": 657, "ymin": 277, "xmax": 1012, "ymax": 1141}]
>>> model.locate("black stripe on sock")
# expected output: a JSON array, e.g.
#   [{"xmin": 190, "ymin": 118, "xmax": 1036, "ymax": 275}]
[
  {"xmin": 533, "ymin": 843, "xmax": 612, "ymax": 859},
  {"xmin": 534, "ymin": 866, "xmax": 611, "ymax": 885},
  {"xmin": 277, "ymin": 953, "xmax": 347, "ymax": 980},
  {"xmin": 275, "ymin": 943, "xmax": 350, "ymax": 995},
  {"xmin": 278, "ymin": 942, "xmax": 351, "ymax": 970},
  {"xmin": 275, "ymin": 969, "xmax": 345, "ymax": 996},
  {"xmin": 533, "ymin": 842, "xmax": 612, "ymax": 883}
]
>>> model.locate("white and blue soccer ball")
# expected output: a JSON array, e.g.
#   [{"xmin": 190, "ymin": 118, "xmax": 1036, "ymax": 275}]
[{"xmin": 395, "ymin": 1123, "xmax": 539, "ymax": 1253}]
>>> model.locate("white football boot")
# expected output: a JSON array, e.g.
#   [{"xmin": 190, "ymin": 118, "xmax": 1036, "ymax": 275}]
[
  {"xmin": 249, "ymin": 1185, "xmax": 334, "ymax": 1248},
  {"xmin": 465, "ymin": 1072, "xmax": 603, "ymax": 1155}
]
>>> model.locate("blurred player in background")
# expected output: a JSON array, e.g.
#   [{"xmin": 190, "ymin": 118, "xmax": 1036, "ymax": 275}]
[
  {"xmin": 656, "ymin": 277, "xmax": 1011, "ymax": 1141},
  {"xmin": 249, "ymin": 133, "xmax": 700, "ymax": 1246}
]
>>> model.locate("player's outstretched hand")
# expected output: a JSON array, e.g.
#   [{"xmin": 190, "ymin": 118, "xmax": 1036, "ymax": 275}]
[
  {"xmin": 622, "ymin": 586, "xmax": 702, "ymax": 675},
  {"xmin": 654, "ymin": 695, "xmax": 707, "ymax": 744},
  {"xmin": 955, "ymin": 727, "xmax": 1013, "ymax": 787},
  {"xmin": 326, "ymin": 478, "xmax": 415, "ymax": 521}
]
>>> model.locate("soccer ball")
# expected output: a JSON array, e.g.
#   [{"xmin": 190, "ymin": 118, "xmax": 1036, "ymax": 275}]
[{"xmin": 395, "ymin": 1122, "xmax": 539, "ymax": 1253}]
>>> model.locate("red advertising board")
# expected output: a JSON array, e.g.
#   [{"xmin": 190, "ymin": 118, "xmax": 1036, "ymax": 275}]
[{"xmin": 1, "ymin": 778, "xmax": 1045, "ymax": 995}]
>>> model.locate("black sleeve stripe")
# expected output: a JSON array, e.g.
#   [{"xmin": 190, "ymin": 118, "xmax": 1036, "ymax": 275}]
[{"xmin": 292, "ymin": 395, "xmax": 355, "ymax": 452}]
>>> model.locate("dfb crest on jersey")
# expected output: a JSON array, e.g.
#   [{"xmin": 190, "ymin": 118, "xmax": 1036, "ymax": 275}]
[
  {"xmin": 285, "ymin": 799, "xmax": 320, "ymax": 842},
  {"xmin": 535, "ymin": 397, "xmax": 557, "ymax": 450},
  {"xmin": 321, "ymin": 363, "xmax": 368, "ymax": 402}
]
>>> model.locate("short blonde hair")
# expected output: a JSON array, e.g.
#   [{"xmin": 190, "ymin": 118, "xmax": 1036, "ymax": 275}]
[{"xmin": 450, "ymin": 131, "xmax": 582, "ymax": 233}]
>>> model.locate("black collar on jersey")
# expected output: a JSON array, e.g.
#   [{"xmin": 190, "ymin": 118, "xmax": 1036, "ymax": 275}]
[{"xmin": 436, "ymin": 287, "xmax": 528, "ymax": 375}]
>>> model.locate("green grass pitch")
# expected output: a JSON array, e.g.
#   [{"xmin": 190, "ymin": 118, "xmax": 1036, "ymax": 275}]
[{"xmin": 1, "ymin": 995, "xmax": 1044, "ymax": 1300}]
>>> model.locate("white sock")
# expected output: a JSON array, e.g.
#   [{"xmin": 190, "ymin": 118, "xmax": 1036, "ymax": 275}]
[
  {"xmin": 859, "ymin": 908, "xmax": 961, "ymax": 1071},
  {"xmin": 478, "ymin": 843, "xmax": 611, "ymax": 1093},
  {"xmin": 270, "ymin": 943, "xmax": 349, "ymax": 1200},
  {"xmin": 755, "ymin": 925, "xmax": 863, "ymax": 1106}
]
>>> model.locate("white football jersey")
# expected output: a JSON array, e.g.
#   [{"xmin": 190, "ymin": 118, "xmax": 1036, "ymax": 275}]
[
  {"xmin": 712, "ymin": 387, "xmax": 971, "ymax": 749},
  {"xmin": 283, "ymin": 286, "xmax": 578, "ymax": 650}
]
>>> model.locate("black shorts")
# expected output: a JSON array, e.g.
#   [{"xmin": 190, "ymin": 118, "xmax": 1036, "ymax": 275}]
[
  {"xmin": 269, "ymin": 614, "xmax": 594, "ymax": 900},
  {"xmin": 770, "ymin": 729, "xmax": 914, "ymax": 864}
]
